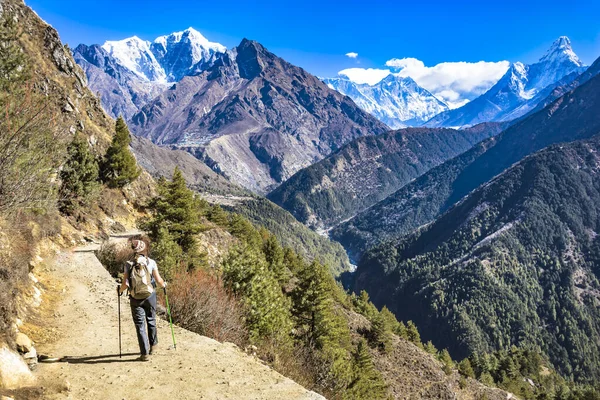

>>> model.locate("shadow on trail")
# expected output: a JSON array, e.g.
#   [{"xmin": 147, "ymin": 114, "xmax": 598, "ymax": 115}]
[{"xmin": 43, "ymin": 353, "xmax": 140, "ymax": 364}]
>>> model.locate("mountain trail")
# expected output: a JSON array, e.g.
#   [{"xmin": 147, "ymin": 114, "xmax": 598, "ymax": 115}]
[{"xmin": 33, "ymin": 234, "xmax": 323, "ymax": 400}]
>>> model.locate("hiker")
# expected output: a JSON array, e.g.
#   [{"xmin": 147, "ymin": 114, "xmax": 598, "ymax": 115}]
[{"xmin": 117, "ymin": 239, "xmax": 167, "ymax": 361}]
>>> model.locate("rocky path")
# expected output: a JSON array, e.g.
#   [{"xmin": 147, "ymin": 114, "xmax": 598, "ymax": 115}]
[{"xmin": 34, "ymin": 239, "xmax": 324, "ymax": 400}]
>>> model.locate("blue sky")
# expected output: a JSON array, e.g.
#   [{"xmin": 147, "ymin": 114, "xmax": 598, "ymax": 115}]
[{"xmin": 27, "ymin": 0, "xmax": 600, "ymax": 77}]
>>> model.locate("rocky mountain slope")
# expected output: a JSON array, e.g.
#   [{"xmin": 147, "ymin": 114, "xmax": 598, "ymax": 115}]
[
  {"xmin": 323, "ymin": 74, "xmax": 449, "ymax": 128},
  {"xmin": 425, "ymin": 37, "xmax": 587, "ymax": 128},
  {"xmin": 354, "ymin": 136, "xmax": 600, "ymax": 382},
  {"xmin": 74, "ymin": 28, "xmax": 226, "ymax": 119},
  {"xmin": 332, "ymin": 57, "xmax": 600, "ymax": 258},
  {"xmin": 269, "ymin": 123, "xmax": 504, "ymax": 232},
  {"xmin": 128, "ymin": 39, "xmax": 389, "ymax": 193}
]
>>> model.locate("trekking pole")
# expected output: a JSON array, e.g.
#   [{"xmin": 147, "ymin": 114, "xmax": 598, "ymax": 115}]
[
  {"xmin": 117, "ymin": 286, "xmax": 122, "ymax": 358},
  {"xmin": 164, "ymin": 287, "xmax": 177, "ymax": 350}
]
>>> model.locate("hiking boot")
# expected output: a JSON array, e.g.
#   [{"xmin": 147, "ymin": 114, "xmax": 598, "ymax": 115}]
[
  {"xmin": 149, "ymin": 346, "xmax": 156, "ymax": 355},
  {"xmin": 138, "ymin": 354, "xmax": 151, "ymax": 362}
]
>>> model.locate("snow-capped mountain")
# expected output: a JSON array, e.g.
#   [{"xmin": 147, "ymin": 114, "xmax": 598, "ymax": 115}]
[
  {"xmin": 74, "ymin": 28, "xmax": 227, "ymax": 118},
  {"xmin": 425, "ymin": 36, "xmax": 587, "ymax": 128},
  {"xmin": 323, "ymin": 74, "xmax": 449, "ymax": 128},
  {"xmin": 151, "ymin": 28, "xmax": 226, "ymax": 81},
  {"xmin": 101, "ymin": 36, "xmax": 167, "ymax": 83}
]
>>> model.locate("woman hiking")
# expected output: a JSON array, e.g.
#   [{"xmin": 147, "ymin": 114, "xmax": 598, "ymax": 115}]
[{"xmin": 117, "ymin": 239, "xmax": 167, "ymax": 361}]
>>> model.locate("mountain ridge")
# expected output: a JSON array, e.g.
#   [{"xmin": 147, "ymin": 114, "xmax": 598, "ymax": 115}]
[
  {"xmin": 268, "ymin": 123, "xmax": 505, "ymax": 232},
  {"xmin": 323, "ymin": 74, "xmax": 448, "ymax": 128},
  {"xmin": 128, "ymin": 38, "xmax": 389, "ymax": 193},
  {"xmin": 424, "ymin": 36, "xmax": 587, "ymax": 128},
  {"xmin": 332, "ymin": 58, "xmax": 600, "ymax": 258}
]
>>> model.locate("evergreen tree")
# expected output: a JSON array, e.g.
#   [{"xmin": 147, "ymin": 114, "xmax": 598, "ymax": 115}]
[
  {"xmin": 458, "ymin": 358, "xmax": 476, "ymax": 378},
  {"xmin": 58, "ymin": 133, "xmax": 100, "ymax": 214},
  {"xmin": 101, "ymin": 117, "xmax": 140, "ymax": 188},
  {"xmin": 354, "ymin": 290, "xmax": 378, "ymax": 320},
  {"xmin": 150, "ymin": 226, "xmax": 183, "ymax": 281},
  {"xmin": 394, "ymin": 320, "xmax": 408, "ymax": 339},
  {"xmin": 406, "ymin": 321, "xmax": 422, "ymax": 347},
  {"xmin": 424, "ymin": 341, "xmax": 438, "ymax": 355},
  {"xmin": 229, "ymin": 213, "xmax": 262, "ymax": 247},
  {"xmin": 143, "ymin": 168, "xmax": 207, "ymax": 270},
  {"xmin": 346, "ymin": 339, "xmax": 389, "ymax": 399},
  {"xmin": 438, "ymin": 349, "xmax": 454, "ymax": 375},
  {"xmin": 262, "ymin": 234, "xmax": 288, "ymax": 284},
  {"xmin": 292, "ymin": 260, "xmax": 353, "ymax": 390},
  {"xmin": 370, "ymin": 312, "xmax": 393, "ymax": 354},
  {"xmin": 207, "ymin": 204, "xmax": 229, "ymax": 226},
  {"xmin": 222, "ymin": 246, "xmax": 293, "ymax": 343},
  {"xmin": 283, "ymin": 247, "xmax": 305, "ymax": 275}
]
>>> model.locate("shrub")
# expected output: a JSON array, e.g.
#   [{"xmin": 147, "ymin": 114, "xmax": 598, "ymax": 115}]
[
  {"xmin": 96, "ymin": 242, "xmax": 133, "ymax": 278},
  {"xmin": 166, "ymin": 269, "xmax": 247, "ymax": 345}
]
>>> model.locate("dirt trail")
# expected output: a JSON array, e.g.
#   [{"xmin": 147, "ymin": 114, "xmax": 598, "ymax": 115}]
[{"xmin": 34, "ymin": 238, "xmax": 324, "ymax": 400}]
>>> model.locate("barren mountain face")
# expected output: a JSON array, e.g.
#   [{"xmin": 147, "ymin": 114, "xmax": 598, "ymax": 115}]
[{"xmin": 129, "ymin": 39, "xmax": 389, "ymax": 193}]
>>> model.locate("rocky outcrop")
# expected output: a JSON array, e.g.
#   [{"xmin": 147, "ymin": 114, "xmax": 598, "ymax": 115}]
[{"xmin": 74, "ymin": 44, "xmax": 167, "ymax": 119}]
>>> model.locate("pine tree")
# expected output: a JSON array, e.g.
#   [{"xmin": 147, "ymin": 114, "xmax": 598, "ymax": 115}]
[
  {"xmin": 58, "ymin": 133, "xmax": 100, "ymax": 214},
  {"xmin": 438, "ymin": 349, "xmax": 454, "ymax": 375},
  {"xmin": 207, "ymin": 204, "xmax": 229, "ymax": 226},
  {"xmin": 424, "ymin": 341, "xmax": 438, "ymax": 355},
  {"xmin": 262, "ymin": 234, "xmax": 288, "ymax": 284},
  {"xmin": 370, "ymin": 312, "xmax": 393, "ymax": 354},
  {"xmin": 222, "ymin": 245, "xmax": 293, "ymax": 343},
  {"xmin": 101, "ymin": 117, "xmax": 140, "ymax": 188},
  {"xmin": 458, "ymin": 358, "xmax": 475, "ymax": 378},
  {"xmin": 345, "ymin": 339, "xmax": 388, "ymax": 400},
  {"xmin": 292, "ymin": 260, "xmax": 353, "ymax": 390},
  {"xmin": 143, "ymin": 167, "xmax": 207, "ymax": 270},
  {"xmin": 406, "ymin": 320, "xmax": 422, "ymax": 347},
  {"xmin": 394, "ymin": 320, "xmax": 408, "ymax": 339},
  {"xmin": 150, "ymin": 226, "xmax": 183, "ymax": 280}
]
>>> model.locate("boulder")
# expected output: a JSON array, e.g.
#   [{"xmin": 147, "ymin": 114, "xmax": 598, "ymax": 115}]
[
  {"xmin": 15, "ymin": 332, "xmax": 33, "ymax": 353},
  {"xmin": 0, "ymin": 346, "xmax": 35, "ymax": 389}
]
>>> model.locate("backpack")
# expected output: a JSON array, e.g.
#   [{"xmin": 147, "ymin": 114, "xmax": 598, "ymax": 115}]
[{"xmin": 127, "ymin": 256, "xmax": 154, "ymax": 300}]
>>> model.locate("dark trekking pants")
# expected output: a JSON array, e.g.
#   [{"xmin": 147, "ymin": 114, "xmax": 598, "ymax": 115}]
[{"xmin": 129, "ymin": 292, "xmax": 158, "ymax": 355}]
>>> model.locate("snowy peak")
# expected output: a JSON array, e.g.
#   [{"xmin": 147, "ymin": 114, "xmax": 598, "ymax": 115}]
[
  {"xmin": 152, "ymin": 28, "xmax": 226, "ymax": 81},
  {"xmin": 539, "ymin": 36, "xmax": 582, "ymax": 66},
  {"xmin": 425, "ymin": 36, "xmax": 587, "ymax": 128},
  {"xmin": 101, "ymin": 36, "xmax": 166, "ymax": 83},
  {"xmin": 324, "ymin": 74, "xmax": 448, "ymax": 128},
  {"xmin": 96, "ymin": 28, "xmax": 226, "ymax": 84}
]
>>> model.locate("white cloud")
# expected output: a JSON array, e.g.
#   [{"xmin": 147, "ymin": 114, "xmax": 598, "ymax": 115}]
[
  {"xmin": 345, "ymin": 52, "xmax": 358, "ymax": 59},
  {"xmin": 385, "ymin": 57, "xmax": 510, "ymax": 108},
  {"xmin": 338, "ymin": 58, "xmax": 510, "ymax": 109},
  {"xmin": 338, "ymin": 68, "xmax": 390, "ymax": 85}
]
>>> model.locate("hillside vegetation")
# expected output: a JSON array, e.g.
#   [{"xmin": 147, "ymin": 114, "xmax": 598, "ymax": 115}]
[
  {"xmin": 333, "ymin": 65, "xmax": 600, "ymax": 258},
  {"xmin": 355, "ymin": 137, "xmax": 600, "ymax": 384},
  {"xmin": 269, "ymin": 124, "xmax": 503, "ymax": 231}
]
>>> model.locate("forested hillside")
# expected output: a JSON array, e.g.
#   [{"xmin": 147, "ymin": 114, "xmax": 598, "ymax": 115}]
[
  {"xmin": 333, "ymin": 62, "xmax": 600, "ymax": 258},
  {"xmin": 355, "ymin": 136, "xmax": 600, "ymax": 383},
  {"xmin": 269, "ymin": 124, "xmax": 503, "ymax": 231}
]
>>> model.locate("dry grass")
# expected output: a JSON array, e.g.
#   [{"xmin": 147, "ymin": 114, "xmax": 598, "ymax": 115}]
[
  {"xmin": 166, "ymin": 269, "xmax": 248, "ymax": 346},
  {"xmin": 0, "ymin": 218, "xmax": 36, "ymax": 345}
]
